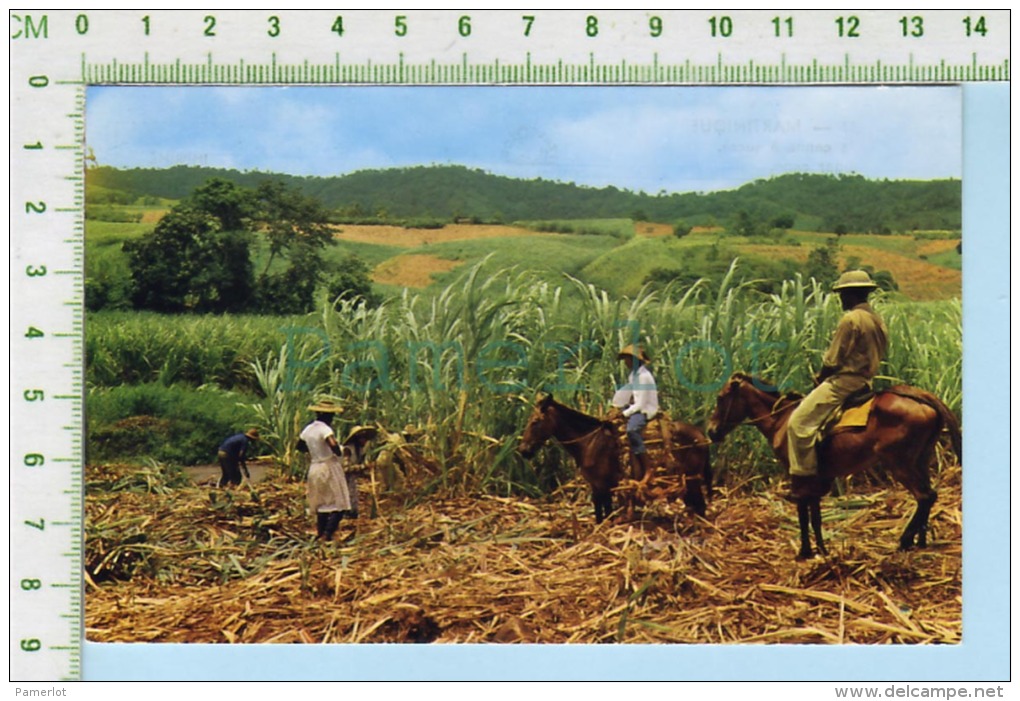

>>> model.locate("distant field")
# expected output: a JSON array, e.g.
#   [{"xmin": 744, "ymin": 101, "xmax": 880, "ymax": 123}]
[
  {"xmin": 634, "ymin": 222, "xmax": 673, "ymax": 237},
  {"xmin": 916, "ymin": 239, "xmax": 962, "ymax": 257},
  {"xmin": 736, "ymin": 244, "xmax": 811, "ymax": 264},
  {"xmin": 332, "ymin": 223, "xmax": 547, "ymax": 248},
  {"xmin": 736, "ymin": 242, "xmax": 961, "ymax": 299},
  {"xmin": 418, "ymin": 232, "xmax": 621, "ymax": 290},
  {"xmin": 86, "ymin": 220, "xmax": 154, "ymax": 246},
  {"xmin": 516, "ymin": 218, "xmax": 634, "ymax": 239},
  {"xmin": 139, "ymin": 209, "xmax": 169, "ymax": 223},
  {"xmin": 372, "ymin": 254, "xmax": 463, "ymax": 288},
  {"xmin": 841, "ymin": 244, "xmax": 961, "ymax": 299},
  {"xmin": 85, "ymin": 211, "xmax": 962, "ymax": 302}
]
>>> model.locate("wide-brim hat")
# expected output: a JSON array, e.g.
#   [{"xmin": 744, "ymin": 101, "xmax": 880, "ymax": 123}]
[
  {"xmin": 345, "ymin": 425, "xmax": 379, "ymax": 443},
  {"xmin": 832, "ymin": 270, "xmax": 878, "ymax": 291},
  {"xmin": 244, "ymin": 428, "xmax": 260, "ymax": 440},
  {"xmin": 307, "ymin": 399, "xmax": 345, "ymax": 414},
  {"xmin": 618, "ymin": 344, "xmax": 652, "ymax": 365}
]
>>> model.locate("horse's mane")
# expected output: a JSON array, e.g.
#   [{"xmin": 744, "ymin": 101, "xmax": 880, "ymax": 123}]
[
  {"xmin": 547, "ymin": 397, "xmax": 604, "ymax": 428},
  {"xmin": 732, "ymin": 373, "xmax": 802, "ymax": 402}
]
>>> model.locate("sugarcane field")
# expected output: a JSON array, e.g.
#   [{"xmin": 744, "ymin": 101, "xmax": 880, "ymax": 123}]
[{"xmin": 84, "ymin": 220, "xmax": 964, "ymax": 646}]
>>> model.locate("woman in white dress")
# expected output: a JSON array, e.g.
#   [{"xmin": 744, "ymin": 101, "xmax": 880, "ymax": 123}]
[{"xmin": 298, "ymin": 400, "xmax": 352, "ymax": 541}]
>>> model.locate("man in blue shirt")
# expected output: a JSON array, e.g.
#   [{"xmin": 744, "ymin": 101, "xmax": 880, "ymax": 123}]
[{"xmin": 217, "ymin": 428, "xmax": 260, "ymax": 488}]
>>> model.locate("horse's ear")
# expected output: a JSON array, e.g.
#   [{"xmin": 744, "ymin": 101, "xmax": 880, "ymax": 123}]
[{"xmin": 536, "ymin": 391, "xmax": 553, "ymax": 406}]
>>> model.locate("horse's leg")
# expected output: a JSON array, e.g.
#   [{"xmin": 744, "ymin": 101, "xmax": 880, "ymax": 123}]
[
  {"xmin": 796, "ymin": 499, "xmax": 813, "ymax": 560},
  {"xmin": 593, "ymin": 490, "xmax": 613, "ymax": 524},
  {"xmin": 897, "ymin": 443, "xmax": 938, "ymax": 550},
  {"xmin": 684, "ymin": 484, "xmax": 706, "ymax": 517},
  {"xmin": 810, "ymin": 497, "xmax": 828, "ymax": 556},
  {"xmin": 899, "ymin": 488, "xmax": 938, "ymax": 549},
  {"xmin": 901, "ymin": 491, "xmax": 937, "ymax": 549},
  {"xmin": 915, "ymin": 491, "xmax": 937, "ymax": 547}
]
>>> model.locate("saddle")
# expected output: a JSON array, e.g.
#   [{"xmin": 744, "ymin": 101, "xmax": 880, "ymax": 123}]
[
  {"xmin": 607, "ymin": 412, "xmax": 678, "ymax": 474},
  {"xmin": 607, "ymin": 411, "xmax": 694, "ymax": 509},
  {"xmin": 821, "ymin": 386, "xmax": 876, "ymax": 436}
]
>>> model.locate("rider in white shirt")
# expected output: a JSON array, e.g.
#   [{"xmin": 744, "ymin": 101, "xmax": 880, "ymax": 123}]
[{"xmin": 612, "ymin": 345, "xmax": 659, "ymax": 481}]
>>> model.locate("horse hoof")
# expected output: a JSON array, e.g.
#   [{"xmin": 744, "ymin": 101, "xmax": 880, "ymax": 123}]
[{"xmin": 796, "ymin": 550, "xmax": 813, "ymax": 561}]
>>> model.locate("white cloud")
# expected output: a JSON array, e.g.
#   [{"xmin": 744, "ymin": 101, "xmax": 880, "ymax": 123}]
[{"xmin": 85, "ymin": 85, "xmax": 962, "ymax": 191}]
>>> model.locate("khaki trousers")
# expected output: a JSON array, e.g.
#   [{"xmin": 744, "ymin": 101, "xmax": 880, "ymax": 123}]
[{"xmin": 787, "ymin": 374, "xmax": 870, "ymax": 476}]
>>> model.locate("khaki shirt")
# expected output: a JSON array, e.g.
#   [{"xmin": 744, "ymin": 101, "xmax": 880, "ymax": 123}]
[{"xmin": 822, "ymin": 303, "xmax": 888, "ymax": 379}]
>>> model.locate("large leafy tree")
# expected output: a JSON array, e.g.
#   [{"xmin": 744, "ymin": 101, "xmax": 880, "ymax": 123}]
[
  {"xmin": 250, "ymin": 180, "xmax": 337, "ymax": 314},
  {"xmin": 124, "ymin": 206, "xmax": 254, "ymax": 313},
  {"xmin": 124, "ymin": 177, "xmax": 377, "ymax": 314},
  {"xmin": 187, "ymin": 177, "xmax": 254, "ymax": 231},
  {"xmin": 253, "ymin": 181, "xmax": 333, "ymax": 273}
]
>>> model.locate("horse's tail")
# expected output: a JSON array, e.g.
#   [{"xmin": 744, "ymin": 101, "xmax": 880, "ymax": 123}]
[
  {"xmin": 887, "ymin": 386, "xmax": 962, "ymax": 464},
  {"xmin": 703, "ymin": 444, "xmax": 714, "ymax": 501},
  {"xmin": 696, "ymin": 427, "xmax": 714, "ymax": 500}
]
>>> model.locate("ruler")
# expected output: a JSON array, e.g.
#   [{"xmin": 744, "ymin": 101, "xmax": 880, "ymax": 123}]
[{"xmin": 7, "ymin": 9, "xmax": 1009, "ymax": 682}]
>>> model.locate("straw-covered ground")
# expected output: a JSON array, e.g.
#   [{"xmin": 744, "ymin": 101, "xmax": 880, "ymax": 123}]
[{"xmin": 85, "ymin": 461, "xmax": 961, "ymax": 645}]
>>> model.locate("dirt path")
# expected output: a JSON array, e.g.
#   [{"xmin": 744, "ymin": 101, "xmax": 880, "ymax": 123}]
[{"xmin": 183, "ymin": 460, "xmax": 276, "ymax": 486}]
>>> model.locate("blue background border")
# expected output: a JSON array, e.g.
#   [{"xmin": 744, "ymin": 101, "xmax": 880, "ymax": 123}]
[{"xmin": 82, "ymin": 83, "xmax": 1010, "ymax": 682}]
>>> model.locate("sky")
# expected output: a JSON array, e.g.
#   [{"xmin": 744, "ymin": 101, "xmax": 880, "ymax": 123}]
[{"xmin": 86, "ymin": 85, "xmax": 961, "ymax": 194}]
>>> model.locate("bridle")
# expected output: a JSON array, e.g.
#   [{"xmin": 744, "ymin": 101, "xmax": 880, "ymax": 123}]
[{"xmin": 715, "ymin": 379, "xmax": 796, "ymax": 433}]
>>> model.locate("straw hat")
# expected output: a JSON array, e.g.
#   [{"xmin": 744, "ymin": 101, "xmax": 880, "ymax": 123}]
[
  {"xmin": 244, "ymin": 428, "xmax": 260, "ymax": 440},
  {"xmin": 618, "ymin": 344, "xmax": 652, "ymax": 365},
  {"xmin": 832, "ymin": 270, "xmax": 878, "ymax": 291},
  {"xmin": 344, "ymin": 425, "xmax": 379, "ymax": 444},
  {"xmin": 307, "ymin": 399, "xmax": 345, "ymax": 414}
]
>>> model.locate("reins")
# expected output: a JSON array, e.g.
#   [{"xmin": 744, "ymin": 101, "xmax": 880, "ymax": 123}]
[
  {"xmin": 558, "ymin": 419, "xmax": 715, "ymax": 450},
  {"xmin": 746, "ymin": 396, "xmax": 797, "ymax": 425},
  {"xmin": 555, "ymin": 423, "xmax": 605, "ymax": 446},
  {"xmin": 719, "ymin": 385, "xmax": 798, "ymax": 431}
]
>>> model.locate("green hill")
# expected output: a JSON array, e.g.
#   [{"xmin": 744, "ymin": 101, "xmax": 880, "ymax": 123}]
[{"xmin": 88, "ymin": 165, "xmax": 961, "ymax": 235}]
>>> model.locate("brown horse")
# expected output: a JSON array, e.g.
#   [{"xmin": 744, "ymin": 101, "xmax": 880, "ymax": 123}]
[
  {"xmin": 517, "ymin": 394, "xmax": 712, "ymax": 523},
  {"xmin": 706, "ymin": 373, "xmax": 962, "ymax": 559}
]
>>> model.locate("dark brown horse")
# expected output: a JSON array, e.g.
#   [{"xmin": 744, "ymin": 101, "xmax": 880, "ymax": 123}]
[
  {"xmin": 706, "ymin": 373, "xmax": 961, "ymax": 559},
  {"xmin": 517, "ymin": 394, "xmax": 712, "ymax": 523}
]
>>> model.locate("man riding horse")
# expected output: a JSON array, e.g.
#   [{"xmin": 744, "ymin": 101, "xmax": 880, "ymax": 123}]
[
  {"xmin": 787, "ymin": 270, "xmax": 888, "ymax": 499},
  {"xmin": 612, "ymin": 344, "xmax": 658, "ymax": 482}
]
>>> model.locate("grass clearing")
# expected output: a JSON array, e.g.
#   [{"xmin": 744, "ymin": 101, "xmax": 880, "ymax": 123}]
[
  {"xmin": 840, "ymin": 245, "xmax": 961, "ymax": 299},
  {"xmin": 372, "ymin": 254, "xmax": 464, "ymax": 288},
  {"xmin": 634, "ymin": 222, "xmax": 674, "ymax": 237}
]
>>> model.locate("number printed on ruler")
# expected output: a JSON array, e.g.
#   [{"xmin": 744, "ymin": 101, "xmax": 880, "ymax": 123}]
[
  {"xmin": 11, "ymin": 10, "xmax": 1010, "ymax": 82},
  {"xmin": 7, "ymin": 9, "xmax": 1007, "ymax": 682}
]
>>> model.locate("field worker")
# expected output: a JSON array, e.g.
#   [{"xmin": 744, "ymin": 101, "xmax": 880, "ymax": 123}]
[
  {"xmin": 612, "ymin": 345, "xmax": 659, "ymax": 481},
  {"xmin": 298, "ymin": 400, "xmax": 353, "ymax": 541},
  {"xmin": 341, "ymin": 425, "xmax": 379, "ymax": 519},
  {"xmin": 217, "ymin": 428, "xmax": 259, "ymax": 488},
  {"xmin": 787, "ymin": 270, "xmax": 889, "ymax": 495}
]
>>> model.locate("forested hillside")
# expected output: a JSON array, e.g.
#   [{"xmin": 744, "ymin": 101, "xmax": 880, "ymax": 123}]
[{"xmin": 88, "ymin": 165, "xmax": 961, "ymax": 234}]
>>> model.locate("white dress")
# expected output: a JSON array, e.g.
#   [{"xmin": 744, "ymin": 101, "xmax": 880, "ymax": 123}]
[{"xmin": 300, "ymin": 420, "xmax": 352, "ymax": 513}]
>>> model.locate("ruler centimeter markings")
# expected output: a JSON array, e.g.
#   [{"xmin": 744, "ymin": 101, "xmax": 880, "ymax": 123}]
[{"xmin": 7, "ymin": 8, "xmax": 1008, "ymax": 682}]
